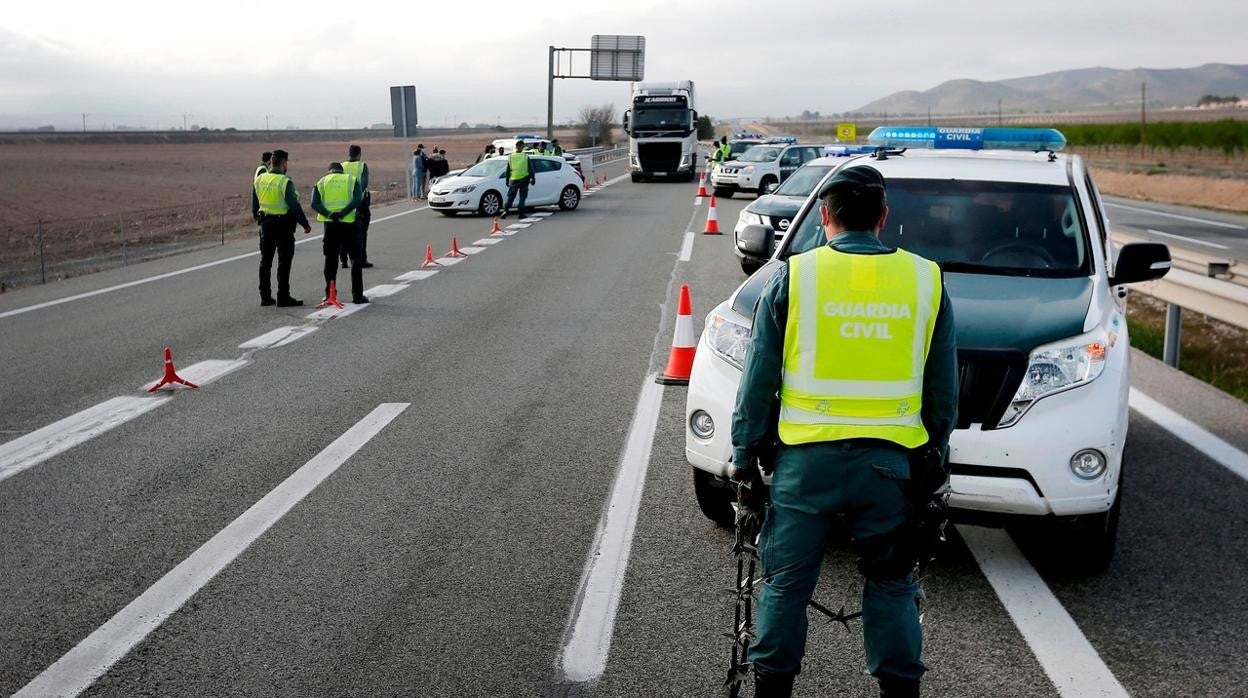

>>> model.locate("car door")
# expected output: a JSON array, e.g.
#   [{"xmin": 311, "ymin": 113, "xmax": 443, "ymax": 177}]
[
  {"xmin": 529, "ymin": 157, "xmax": 562, "ymax": 205},
  {"xmin": 778, "ymin": 147, "xmax": 804, "ymax": 183}
]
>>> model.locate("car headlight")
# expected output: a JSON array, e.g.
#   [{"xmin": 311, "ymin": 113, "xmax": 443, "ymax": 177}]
[
  {"xmin": 740, "ymin": 165, "xmax": 755, "ymax": 173},
  {"xmin": 998, "ymin": 328, "xmax": 1110, "ymax": 427},
  {"xmin": 705, "ymin": 312, "xmax": 751, "ymax": 370},
  {"xmin": 453, "ymin": 185, "xmax": 477, "ymax": 194},
  {"xmin": 738, "ymin": 210, "xmax": 764, "ymax": 226}
]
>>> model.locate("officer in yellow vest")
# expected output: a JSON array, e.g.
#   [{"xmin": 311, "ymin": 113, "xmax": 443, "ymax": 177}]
[
  {"xmin": 251, "ymin": 149, "xmax": 311, "ymax": 306},
  {"xmin": 311, "ymin": 162, "xmax": 366, "ymax": 304},
  {"xmin": 338, "ymin": 145, "xmax": 374, "ymax": 270},
  {"xmin": 500, "ymin": 140, "xmax": 536, "ymax": 219},
  {"xmin": 731, "ymin": 166, "xmax": 957, "ymax": 698},
  {"xmin": 254, "ymin": 151, "xmax": 272, "ymax": 179}
]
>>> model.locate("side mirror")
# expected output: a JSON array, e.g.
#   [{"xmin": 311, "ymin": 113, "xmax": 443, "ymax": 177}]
[
  {"xmin": 1110, "ymin": 242, "xmax": 1171, "ymax": 286},
  {"xmin": 622, "ymin": 110, "xmax": 631, "ymax": 136},
  {"xmin": 737, "ymin": 224, "xmax": 775, "ymax": 262}
]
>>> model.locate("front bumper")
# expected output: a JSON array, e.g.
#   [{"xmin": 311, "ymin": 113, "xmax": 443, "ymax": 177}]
[
  {"xmin": 711, "ymin": 171, "xmax": 756, "ymax": 190},
  {"xmin": 427, "ymin": 192, "xmax": 477, "ymax": 210}
]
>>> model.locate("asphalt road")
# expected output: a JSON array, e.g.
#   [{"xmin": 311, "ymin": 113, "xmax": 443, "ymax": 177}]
[
  {"xmin": 1, "ymin": 171, "xmax": 1246, "ymax": 697},
  {"xmin": 1104, "ymin": 195, "xmax": 1248, "ymax": 260}
]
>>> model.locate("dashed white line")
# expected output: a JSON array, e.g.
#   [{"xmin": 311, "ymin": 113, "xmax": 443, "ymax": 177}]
[
  {"xmin": 459, "ymin": 246, "xmax": 486, "ymax": 255},
  {"xmin": 141, "ymin": 359, "xmax": 248, "ymax": 392},
  {"xmin": 305, "ymin": 303, "xmax": 369, "ymax": 320},
  {"xmin": 472, "ymin": 239, "xmax": 503, "ymax": 246},
  {"xmin": 1105, "ymin": 201, "xmax": 1246, "ymax": 230},
  {"xmin": 12, "ymin": 403, "xmax": 410, "ymax": 698},
  {"xmin": 0, "ymin": 396, "xmax": 171, "ymax": 483},
  {"xmin": 678, "ymin": 232, "xmax": 695, "ymax": 262},
  {"xmin": 238, "ymin": 326, "xmax": 318, "ymax": 350},
  {"xmin": 1144, "ymin": 228, "xmax": 1229, "ymax": 250},
  {"xmin": 435, "ymin": 256, "xmax": 466, "ymax": 266},
  {"xmin": 1129, "ymin": 388, "xmax": 1248, "ymax": 482},
  {"xmin": 362, "ymin": 283, "xmax": 411, "ymax": 298},
  {"xmin": 395, "ymin": 269, "xmax": 441, "ymax": 281}
]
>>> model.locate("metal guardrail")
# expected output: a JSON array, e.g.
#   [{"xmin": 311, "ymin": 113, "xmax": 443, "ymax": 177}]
[
  {"xmin": 1115, "ymin": 230, "xmax": 1248, "ymax": 366},
  {"xmin": 568, "ymin": 146, "xmax": 628, "ymax": 167}
]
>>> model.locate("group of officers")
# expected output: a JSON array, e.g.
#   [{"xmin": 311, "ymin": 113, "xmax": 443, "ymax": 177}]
[
  {"xmin": 474, "ymin": 137, "xmax": 563, "ymax": 163},
  {"xmin": 251, "ymin": 145, "xmax": 374, "ymax": 306}
]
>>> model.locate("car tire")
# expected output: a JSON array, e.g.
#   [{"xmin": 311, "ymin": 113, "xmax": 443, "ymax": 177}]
[
  {"xmin": 681, "ymin": 171, "xmax": 695, "ymax": 182},
  {"xmin": 740, "ymin": 257, "xmax": 762, "ymax": 275},
  {"xmin": 558, "ymin": 185, "xmax": 581, "ymax": 211},
  {"xmin": 1049, "ymin": 478, "xmax": 1122, "ymax": 575},
  {"xmin": 693, "ymin": 467, "xmax": 735, "ymax": 529},
  {"xmin": 478, "ymin": 190, "xmax": 503, "ymax": 217},
  {"xmin": 631, "ymin": 174, "xmax": 642, "ymax": 183},
  {"xmin": 757, "ymin": 176, "xmax": 776, "ymax": 197},
  {"xmin": 713, "ymin": 187, "xmax": 733, "ymax": 198},
  {"xmin": 438, "ymin": 211, "xmax": 458, "ymax": 217}
]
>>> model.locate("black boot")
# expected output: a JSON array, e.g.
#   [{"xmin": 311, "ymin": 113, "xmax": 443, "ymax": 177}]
[
  {"xmin": 879, "ymin": 676, "xmax": 920, "ymax": 698},
  {"xmin": 754, "ymin": 668, "xmax": 795, "ymax": 698}
]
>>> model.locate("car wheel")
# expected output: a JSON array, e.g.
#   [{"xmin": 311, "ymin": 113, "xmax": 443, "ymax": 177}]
[
  {"xmin": 740, "ymin": 257, "xmax": 762, "ymax": 275},
  {"xmin": 558, "ymin": 185, "xmax": 581, "ymax": 211},
  {"xmin": 757, "ymin": 177, "xmax": 776, "ymax": 197},
  {"xmin": 1049, "ymin": 478, "xmax": 1122, "ymax": 575},
  {"xmin": 714, "ymin": 187, "xmax": 733, "ymax": 199},
  {"xmin": 693, "ymin": 467, "xmax": 735, "ymax": 528},
  {"xmin": 631, "ymin": 173, "xmax": 642, "ymax": 183},
  {"xmin": 681, "ymin": 171, "xmax": 695, "ymax": 182},
  {"xmin": 478, "ymin": 190, "xmax": 502, "ymax": 216},
  {"xmin": 438, "ymin": 211, "xmax": 458, "ymax": 217}
]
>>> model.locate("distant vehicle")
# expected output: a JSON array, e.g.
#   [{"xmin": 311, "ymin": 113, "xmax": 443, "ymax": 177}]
[
  {"xmin": 710, "ymin": 143, "xmax": 827, "ymax": 198},
  {"xmin": 426, "ymin": 155, "xmax": 584, "ymax": 217},
  {"xmin": 764, "ymin": 136, "xmax": 798, "ymax": 144},
  {"xmin": 731, "ymin": 157, "xmax": 840, "ymax": 274},
  {"xmin": 624, "ymin": 81, "xmax": 698, "ymax": 182},
  {"xmin": 725, "ymin": 138, "xmax": 767, "ymax": 160}
]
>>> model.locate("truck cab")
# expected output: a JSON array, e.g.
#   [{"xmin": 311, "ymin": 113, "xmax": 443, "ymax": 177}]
[{"xmin": 624, "ymin": 81, "xmax": 698, "ymax": 182}]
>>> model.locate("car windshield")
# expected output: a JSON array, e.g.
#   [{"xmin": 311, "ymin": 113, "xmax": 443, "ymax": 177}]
[
  {"xmin": 460, "ymin": 158, "xmax": 508, "ymax": 178},
  {"xmin": 739, "ymin": 146, "xmax": 783, "ymax": 162},
  {"xmin": 783, "ymin": 178, "xmax": 1091, "ymax": 277},
  {"xmin": 774, "ymin": 165, "xmax": 834, "ymax": 196},
  {"xmin": 730, "ymin": 142, "xmax": 761, "ymax": 156}
]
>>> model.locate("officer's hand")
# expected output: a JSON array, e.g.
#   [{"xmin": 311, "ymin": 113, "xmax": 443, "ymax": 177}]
[
  {"xmin": 302, "ymin": 224, "xmax": 312, "ymax": 234},
  {"xmin": 329, "ymin": 212, "xmax": 342, "ymax": 221},
  {"xmin": 729, "ymin": 460, "xmax": 766, "ymax": 513}
]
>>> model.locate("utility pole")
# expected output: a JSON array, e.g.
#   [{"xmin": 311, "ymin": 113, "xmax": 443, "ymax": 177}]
[
  {"xmin": 1140, "ymin": 82, "xmax": 1147, "ymax": 160},
  {"xmin": 927, "ymin": 106, "xmax": 931, "ymax": 126},
  {"xmin": 998, "ymin": 99, "xmax": 1003, "ymax": 126},
  {"xmin": 82, "ymin": 113, "xmax": 87, "ymax": 132},
  {"xmin": 265, "ymin": 115, "xmax": 271, "ymax": 133}
]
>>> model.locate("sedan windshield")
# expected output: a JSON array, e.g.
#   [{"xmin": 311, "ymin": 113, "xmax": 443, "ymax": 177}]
[
  {"xmin": 784, "ymin": 178, "xmax": 1091, "ymax": 277},
  {"xmin": 460, "ymin": 158, "xmax": 508, "ymax": 178},
  {"xmin": 774, "ymin": 165, "xmax": 833, "ymax": 196},
  {"xmin": 739, "ymin": 146, "xmax": 783, "ymax": 163}
]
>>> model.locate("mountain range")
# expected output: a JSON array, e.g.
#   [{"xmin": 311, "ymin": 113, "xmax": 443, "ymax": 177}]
[{"xmin": 850, "ymin": 63, "xmax": 1248, "ymax": 116}]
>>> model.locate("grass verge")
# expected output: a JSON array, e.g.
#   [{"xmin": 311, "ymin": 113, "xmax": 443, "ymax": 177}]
[{"xmin": 1126, "ymin": 293, "xmax": 1248, "ymax": 402}]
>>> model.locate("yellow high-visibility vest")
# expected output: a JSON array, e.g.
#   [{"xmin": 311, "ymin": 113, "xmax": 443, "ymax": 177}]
[
  {"xmin": 508, "ymin": 151, "xmax": 531, "ymax": 181},
  {"xmin": 254, "ymin": 172, "xmax": 291, "ymax": 215},
  {"xmin": 254, "ymin": 164, "xmax": 268, "ymax": 179},
  {"xmin": 341, "ymin": 160, "xmax": 364, "ymax": 187},
  {"xmin": 314, "ymin": 173, "xmax": 358, "ymax": 223},
  {"xmin": 779, "ymin": 245, "xmax": 942, "ymax": 448}
]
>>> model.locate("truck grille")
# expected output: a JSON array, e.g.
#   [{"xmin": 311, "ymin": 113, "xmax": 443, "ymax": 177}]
[
  {"xmin": 956, "ymin": 349, "xmax": 1027, "ymax": 430},
  {"xmin": 638, "ymin": 142, "xmax": 682, "ymax": 172}
]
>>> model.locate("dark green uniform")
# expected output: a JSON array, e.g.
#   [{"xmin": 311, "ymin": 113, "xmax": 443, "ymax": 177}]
[{"xmin": 732, "ymin": 231, "xmax": 958, "ymax": 685}]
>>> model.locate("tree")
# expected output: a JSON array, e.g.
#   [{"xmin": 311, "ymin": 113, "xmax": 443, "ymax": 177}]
[
  {"xmin": 575, "ymin": 104, "xmax": 617, "ymax": 148},
  {"xmin": 696, "ymin": 115, "xmax": 715, "ymax": 140}
]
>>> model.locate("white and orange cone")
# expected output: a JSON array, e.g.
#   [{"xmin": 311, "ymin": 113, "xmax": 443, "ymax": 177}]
[
  {"xmin": 489, "ymin": 217, "xmax": 504, "ymax": 235},
  {"xmin": 702, "ymin": 196, "xmax": 721, "ymax": 234},
  {"xmin": 446, "ymin": 237, "xmax": 468, "ymax": 258},
  {"xmin": 695, "ymin": 169, "xmax": 709, "ymax": 198},
  {"xmin": 656, "ymin": 284, "xmax": 697, "ymax": 385},
  {"xmin": 421, "ymin": 244, "xmax": 442, "ymax": 269}
]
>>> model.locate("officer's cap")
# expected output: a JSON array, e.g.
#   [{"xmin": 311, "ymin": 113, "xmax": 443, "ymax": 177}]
[{"xmin": 817, "ymin": 165, "xmax": 885, "ymax": 199}]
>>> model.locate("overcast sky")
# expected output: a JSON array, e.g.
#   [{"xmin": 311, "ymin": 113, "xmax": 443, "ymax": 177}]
[{"xmin": 2, "ymin": 0, "xmax": 1245, "ymax": 131}]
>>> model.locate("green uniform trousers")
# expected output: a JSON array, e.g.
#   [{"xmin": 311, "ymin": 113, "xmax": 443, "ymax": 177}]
[{"xmin": 748, "ymin": 440, "xmax": 926, "ymax": 681}]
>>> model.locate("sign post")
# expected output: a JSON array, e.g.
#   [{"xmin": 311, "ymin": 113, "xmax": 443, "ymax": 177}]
[
  {"xmin": 390, "ymin": 86, "xmax": 418, "ymax": 198},
  {"xmin": 546, "ymin": 35, "xmax": 645, "ymax": 140}
]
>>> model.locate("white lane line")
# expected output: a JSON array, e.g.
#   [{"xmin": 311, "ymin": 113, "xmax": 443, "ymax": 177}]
[
  {"xmin": 362, "ymin": 283, "xmax": 410, "ymax": 298},
  {"xmin": 459, "ymin": 246, "xmax": 485, "ymax": 255},
  {"xmin": 678, "ymin": 232, "xmax": 695, "ymax": 262},
  {"xmin": 0, "ymin": 206, "xmax": 429, "ymax": 322},
  {"xmin": 0, "ymin": 396, "xmax": 171, "ymax": 483},
  {"xmin": 693, "ymin": 197, "xmax": 703, "ymax": 206},
  {"xmin": 373, "ymin": 206, "xmax": 429, "ymax": 223},
  {"xmin": 305, "ymin": 303, "xmax": 369, "ymax": 320},
  {"xmin": 1129, "ymin": 388, "xmax": 1248, "ymax": 482},
  {"xmin": 519, "ymin": 217, "xmax": 543, "ymax": 223},
  {"xmin": 960, "ymin": 525, "xmax": 1129, "ymax": 698},
  {"xmin": 434, "ymin": 256, "xmax": 465, "ymax": 266},
  {"xmin": 395, "ymin": 269, "xmax": 440, "ymax": 281},
  {"xmin": 238, "ymin": 326, "xmax": 318, "ymax": 350},
  {"xmin": 531, "ymin": 212, "xmax": 555, "ymax": 218},
  {"xmin": 1143, "ymin": 228, "xmax": 1229, "ymax": 250},
  {"xmin": 1105, "ymin": 201, "xmax": 1246, "ymax": 230},
  {"xmin": 13, "ymin": 403, "xmax": 409, "ymax": 698},
  {"xmin": 505, "ymin": 224, "xmax": 530, "ymax": 230},
  {"xmin": 560, "ymin": 378, "xmax": 665, "ymax": 683},
  {"xmin": 141, "ymin": 359, "xmax": 248, "ymax": 392},
  {"xmin": 472, "ymin": 239, "xmax": 503, "ymax": 246}
]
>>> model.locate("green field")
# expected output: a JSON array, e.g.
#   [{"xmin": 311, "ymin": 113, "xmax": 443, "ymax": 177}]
[{"xmin": 1051, "ymin": 120, "xmax": 1248, "ymax": 154}]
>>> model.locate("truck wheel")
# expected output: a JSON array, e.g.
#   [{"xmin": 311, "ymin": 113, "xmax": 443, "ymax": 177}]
[
  {"xmin": 693, "ymin": 467, "xmax": 735, "ymax": 528},
  {"xmin": 631, "ymin": 174, "xmax": 643, "ymax": 183},
  {"xmin": 681, "ymin": 171, "xmax": 695, "ymax": 182},
  {"xmin": 757, "ymin": 177, "xmax": 777, "ymax": 197},
  {"xmin": 714, "ymin": 187, "xmax": 734, "ymax": 199}
]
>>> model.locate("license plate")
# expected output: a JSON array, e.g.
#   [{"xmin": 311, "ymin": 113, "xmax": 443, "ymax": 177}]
[{"xmin": 653, "ymin": 172, "xmax": 667, "ymax": 176}]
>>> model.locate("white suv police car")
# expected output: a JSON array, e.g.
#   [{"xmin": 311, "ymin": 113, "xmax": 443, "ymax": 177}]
[
  {"xmin": 686, "ymin": 127, "xmax": 1172, "ymax": 570},
  {"xmin": 711, "ymin": 143, "xmax": 827, "ymax": 198}
]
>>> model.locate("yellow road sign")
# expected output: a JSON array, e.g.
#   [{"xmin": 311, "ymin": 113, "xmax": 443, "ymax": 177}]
[{"xmin": 836, "ymin": 122, "xmax": 857, "ymax": 142}]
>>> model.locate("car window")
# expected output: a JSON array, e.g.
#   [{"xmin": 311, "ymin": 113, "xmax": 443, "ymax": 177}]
[
  {"xmin": 461, "ymin": 158, "xmax": 509, "ymax": 178},
  {"xmin": 739, "ymin": 146, "xmax": 783, "ymax": 163},
  {"xmin": 780, "ymin": 149, "xmax": 802, "ymax": 166},
  {"xmin": 784, "ymin": 178, "xmax": 1091, "ymax": 278},
  {"xmin": 532, "ymin": 159, "xmax": 562, "ymax": 173},
  {"xmin": 803, "ymin": 148, "xmax": 821, "ymax": 162},
  {"xmin": 730, "ymin": 141, "xmax": 761, "ymax": 156},
  {"xmin": 774, "ymin": 165, "xmax": 833, "ymax": 196}
]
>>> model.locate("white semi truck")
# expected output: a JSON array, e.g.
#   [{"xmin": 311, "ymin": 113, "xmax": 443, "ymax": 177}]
[{"xmin": 623, "ymin": 81, "xmax": 698, "ymax": 182}]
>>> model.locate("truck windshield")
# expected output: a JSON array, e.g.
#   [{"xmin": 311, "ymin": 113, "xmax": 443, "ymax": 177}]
[
  {"xmin": 783, "ymin": 178, "xmax": 1091, "ymax": 278},
  {"xmin": 632, "ymin": 108, "xmax": 690, "ymax": 131},
  {"xmin": 738, "ymin": 146, "xmax": 783, "ymax": 162},
  {"xmin": 774, "ymin": 165, "xmax": 833, "ymax": 196}
]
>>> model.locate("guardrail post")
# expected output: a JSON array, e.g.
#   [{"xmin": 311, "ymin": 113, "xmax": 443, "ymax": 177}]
[
  {"xmin": 1163, "ymin": 303, "xmax": 1182, "ymax": 368},
  {"xmin": 221, "ymin": 198, "xmax": 226, "ymax": 245},
  {"xmin": 37, "ymin": 219, "xmax": 46, "ymax": 284},
  {"xmin": 120, "ymin": 213, "xmax": 127, "ymax": 265}
]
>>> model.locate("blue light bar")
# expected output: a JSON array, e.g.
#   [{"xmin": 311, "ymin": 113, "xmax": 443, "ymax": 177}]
[
  {"xmin": 867, "ymin": 126, "xmax": 1066, "ymax": 152},
  {"xmin": 822, "ymin": 145, "xmax": 877, "ymax": 157}
]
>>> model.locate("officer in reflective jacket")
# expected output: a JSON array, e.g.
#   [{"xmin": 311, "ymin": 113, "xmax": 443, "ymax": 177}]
[
  {"xmin": 311, "ymin": 162, "xmax": 366, "ymax": 304},
  {"xmin": 339, "ymin": 145, "xmax": 374, "ymax": 270},
  {"xmin": 500, "ymin": 140, "xmax": 536, "ymax": 219},
  {"xmin": 251, "ymin": 149, "xmax": 311, "ymax": 306},
  {"xmin": 731, "ymin": 165, "xmax": 957, "ymax": 698}
]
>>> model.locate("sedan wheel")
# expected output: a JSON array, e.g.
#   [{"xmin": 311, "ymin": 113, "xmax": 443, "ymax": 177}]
[
  {"xmin": 559, "ymin": 185, "xmax": 581, "ymax": 211},
  {"xmin": 479, "ymin": 190, "xmax": 502, "ymax": 216}
]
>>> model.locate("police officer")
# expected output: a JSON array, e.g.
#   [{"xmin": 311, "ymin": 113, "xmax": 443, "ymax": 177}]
[
  {"xmin": 338, "ymin": 145, "xmax": 373, "ymax": 270},
  {"xmin": 713, "ymin": 136, "xmax": 730, "ymax": 164},
  {"xmin": 476, "ymin": 144, "xmax": 496, "ymax": 164},
  {"xmin": 251, "ymin": 149, "xmax": 311, "ymax": 306},
  {"xmin": 500, "ymin": 140, "xmax": 535, "ymax": 220},
  {"xmin": 545, "ymin": 138, "xmax": 563, "ymax": 156},
  {"xmin": 255, "ymin": 151, "xmax": 272, "ymax": 179},
  {"xmin": 312, "ymin": 162, "xmax": 367, "ymax": 304},
  {"xmin": 731, "ymin": 165, "xmax": 957, "ymax": 698}
]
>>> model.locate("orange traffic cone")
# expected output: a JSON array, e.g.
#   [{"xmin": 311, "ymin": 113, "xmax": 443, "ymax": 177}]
[
  {"xmin": 316, "ymin": 280, "xmax": 344, "ymax": 309},
  {"xmin": 446, "ymin": 237, "xmax": 468, "ymax": 258},
  {"xmin": 490, "ymin": 217, "xmax": 504, "ymax": 235},
  {"xmin": 421, "ymin": 244, "xmax": 442, "ymax": 269},
  {"xmin": 657, "ymin": 285, "xmax": 697, "ymax": 385},
  {"xmin": 147, "ymin": 347, "xmax": 198, "ymax": 392},
  {"xmin": 695, "ymin": 170, "xmax": 709, "ymax": 197},
  {"xmin": 583, "ymin": 176, "xmax": 593, "ymax": 192},
  {"xmin": 703, "ymin": 196, "xmax": 721, "ymax": 234}
]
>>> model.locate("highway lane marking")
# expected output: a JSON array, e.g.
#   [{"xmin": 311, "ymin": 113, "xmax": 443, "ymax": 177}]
[
  {"xmin": 678, "ymin": 232, "xmax": 695, "ymax": 262},
  {"xmin": 459, "ymin": 246, "xmax": 486, "ymax": 255},
  {"xmin": 362, "ymin": 283, "xmax": 410, "ymax": 298},
  {"xmin": 1144, "ymin": 228, "xmax": 1229, "ymax": 250},
  {"xmin": 0, "ymin": 205, "xmax": 429, "ymax": 321},
  {"xmin": 141, "ymin": 359, "xmax": 248, "ymax": 392},
  {"xmin": 1129, "ymin": 389, "xmax": 1248, "ymax": 482},
  {"xmin": 435, "ymin": 256, "xmax": 466, "ymax": 266},
  {"xmin": 520, "ymin": 217, "xmax": 543, "ymax": 223},
  {"xmin": 305, "ymin": 303, "xmax": 369, "ymax": 320},
  {"xmin": 395, "ymin": 269, "xmax": 440, "ymax": 281},
  {"xmin": 12, "ymin": 402, "xmax": 409, "ymax": 698},
  {"xmin": 531, "ymin": 212, "xmax": 555, "ymax": 218},
  {"xmin": 238, "ymin": 326, "xmax": 318, "ymax": 350},
  {"xmin": 1104, "ymin": 201, "xmax": 1246, "ymax": 230},
  {"xmin": 472, "ymin": 238, "xmax": 503, "ymax": 246},
  {"xmin": 560, "ymin": 378, "xmax": 665, "ymax": 683},
  {"xmin": 0, "ymin": 396, "xmax": 171, "ymax": 484},
  {"xmin": 960, "ymin": 525, "xmax": 1129, "ymax": 698}
]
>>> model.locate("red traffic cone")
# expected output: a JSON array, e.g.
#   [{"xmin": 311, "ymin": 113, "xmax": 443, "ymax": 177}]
[
  {"xmin": 657, "ymin": 285, "xmax": 697, "ymax": 385},
  {"xmin": 421, "ymin": 244, "xmax": 442, "ymax": 269},
  {"xmin": 695, "ymin": 169, "xmax": 709, "ymax": 197},
  {"xmin": 490, "ymin": 217, "xmax": 504, "ymax": 235},
  {"xmin": 446, "ymin": 237, "xmax": 468, "ymax": 258},
  {"xmin": 583, "ymin": 176, "xmax": 593, "ymax": 192},
  {"xmin": 147, "ymin": 347, "xmax": 198, "ymax": 392},
  {"xmin": 316, "ymin": 280, "xmax": 344, "ymax": 309},
  {"xmin": 703, "ymin": 196, "xmax": 721, "ymax": 234}
]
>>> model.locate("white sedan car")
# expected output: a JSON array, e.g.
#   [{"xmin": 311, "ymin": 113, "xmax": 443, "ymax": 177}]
[{"xmin": 428, "ymin": 156, "xmax": 584, "ymax": 217}]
